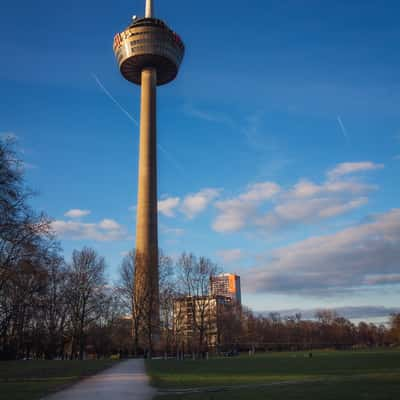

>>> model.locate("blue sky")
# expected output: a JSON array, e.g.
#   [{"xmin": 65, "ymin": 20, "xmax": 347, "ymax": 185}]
[{"xmin": 1, "ymin": 0, "xmax": 399, "ymax": 320}]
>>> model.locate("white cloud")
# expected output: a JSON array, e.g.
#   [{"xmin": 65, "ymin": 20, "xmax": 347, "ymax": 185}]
[
  {"xmin": 161, "ymin": 226, "xmax": 184, "ymax": 236},
  {"xmin": 64, "ymin": 209, "xmax": 91, "ymax": 218},
  {"xmin": 51, "ymin": 218, "xmax": 127, "ymax": 241},
  {"xmin": 99, "ymin": 219, "xmax": 120, "ymax": 230},
  {"xmin": 158, "ymin": 197, "xmax": 180, "ymax": 217},
  {"xmin": 213, "ymin": 162, "xmax": 380, "ymax": 233},
  {"xmin": 214, "ymin": 198, "xmax": 256, "ymax": 232},
  {"xmin": 290, "ymin": 179, "xmax": 375, "ymax": 199},
  {"xmin": 327, "ymin": 162, "xmax": 384, "ymax": 180},
  {"xmin": 182, "ymin": 188, "xmax": 221, "ymax": 219},
  {"xmin": 318, "ymin": 197, "xmax": 368, "ymax": 218},
  {"xmin": 217, "ymin": 249, "xmax": 243, "ymax": 263},
  {"xmin": 296, "ymin": 197, "xmax": 361, "ymax": 219},
  {"xmin": 290, "ymin": 180, "xmax": 321, "ymax": 198},
  {"xmin": 213, "ymin": 182, "xmax": 280, "ymax": 233},
  {"xmin": 258, "ymin": 197, "xmax": 369, "ymax": 229},
  {"xmin": 133, "ymin": 189, "xmax": 219, "ymax": 219},
  {"xmin": 240, "ymin": 182, "xmax": 281, "ymax": 202},
  {"xmin": 244, "ymin": 209, "xmax": 400, "ymax": 295}
]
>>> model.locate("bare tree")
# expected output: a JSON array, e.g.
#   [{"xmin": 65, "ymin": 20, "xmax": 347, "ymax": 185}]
[
  {"xmin": 0, "ymin": 137, "xmax": 61, "ymax": 359},
  {"xmin": 389, "ymin": 314, "xmax": 400, "ymax": 344},
  {"xmin": 86, "ymin": 289, "xmax": 122, "ymax": 358},
  {"xmin": 134, "ymin": 248, "xmax": 160, "ymax": 357},
  {"xmin": 118, "ymin": 249, "xmax": 176, "ymax": 356},
  {"xmin": 40, "ymin": 254, "xmax": 69, "ymax": 359},
  {"xmin": 177, "ymin": 253, "xmax": 218, "ymax": 353},
  {"xmin": 159, "ymin": 250, "xmax": 177, "ymax": 354},
  {"xmin": 118, "ymin": 250, "xmax": 141, "ymax": 355},
  {"xmin": 65, "ymin": 247, "xmax": 107, "ymax": 360}
]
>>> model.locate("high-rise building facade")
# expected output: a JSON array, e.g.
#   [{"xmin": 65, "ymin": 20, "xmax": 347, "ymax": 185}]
[
  {"xmin": 173, "ymin": 295, "xmax": 233, "ymax": 349},
  {"xmin": 211, "ymin": 274, "xmax": 242, "ymax": 305},
  {"xmin": 173, "ymin": 273, "xmax": 242, "ymax": 351},
  {"xmin": 113, "ymin": 0, "xmax": 184, "ymax": 350}
]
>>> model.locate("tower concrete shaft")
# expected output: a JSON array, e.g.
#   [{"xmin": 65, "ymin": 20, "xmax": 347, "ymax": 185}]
[
  {"xmin": 113, "ymin": 0, "xmax": 184, "ymax": 353},
  {"xmin": 135, "ymin": 67, "xmax": 159, "ymax": 339}
]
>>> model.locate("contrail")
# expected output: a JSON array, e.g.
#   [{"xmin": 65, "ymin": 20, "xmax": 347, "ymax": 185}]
[
  {"xmin": 158, "ymin": 144, "xmax": 185, "ymax": 173},
  {"xmin": 92, "ymin": 73, "xmax": 139, "ymax": 126},
  {"xmin": 337, "ymin": 115, "xmax": 349, "ymax": 142},
  {"xmin": 91, "ymin": 73, "xmax": 184, "ymax": 173}
]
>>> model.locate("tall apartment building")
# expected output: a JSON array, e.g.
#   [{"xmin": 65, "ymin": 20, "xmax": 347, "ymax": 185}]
[{"xmin": 210, "ymin": 273, "xmax": 241, "ymax": 305}]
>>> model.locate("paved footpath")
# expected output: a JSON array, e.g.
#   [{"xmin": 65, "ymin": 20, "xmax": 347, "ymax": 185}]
[{"xmin": 44, "ymin": 359, "xmax": 156, "ymax": 400}]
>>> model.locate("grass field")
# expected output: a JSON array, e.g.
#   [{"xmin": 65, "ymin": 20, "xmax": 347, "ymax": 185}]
[
  {"xmin": 147, "ymin": 350, "xmax": 400, "ymax": 400},
  {"xmin": 0, "ymin": 359, "xmax": 118, "ymax": 400}
]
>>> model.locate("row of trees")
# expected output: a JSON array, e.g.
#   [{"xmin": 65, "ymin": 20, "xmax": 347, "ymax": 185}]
[
  {"xmin": 1, "ymin": 137, "xmax": 400, "ymax": 360},
  {"xmin": 1, "ymin": 137, "xmax": 59, "ymax": 359},
  {"xmin": 0, "ymin": 138, "xmax": 123, "ymax": 359},
  {"xmin": 237, "ymin": 309, "xmax": 400, "ymax": 352}
]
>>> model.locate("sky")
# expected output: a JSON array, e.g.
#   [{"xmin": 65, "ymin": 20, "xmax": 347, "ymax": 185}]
[{"xmin": 1, "ymin": 0, "xmax": 400, "ymax": 322}]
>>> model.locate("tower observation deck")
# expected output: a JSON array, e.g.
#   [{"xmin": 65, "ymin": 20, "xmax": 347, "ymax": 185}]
[
  {"xmin": 113, "ymin": 5, "xmax": 185, "ymax": 85},
  {"xmin": 113, "ymin": 0, "xmax": 184, "ymax": 354}
]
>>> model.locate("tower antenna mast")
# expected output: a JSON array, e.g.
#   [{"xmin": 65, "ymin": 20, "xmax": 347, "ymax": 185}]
[{"xmin": 146, "ymin": 0, "xmax": 154, "ymax": 18}]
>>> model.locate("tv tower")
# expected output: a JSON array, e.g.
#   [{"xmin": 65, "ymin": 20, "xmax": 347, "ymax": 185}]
[{"xmin": 113, "ymin": 0, "xmax": 184, "ymax": 350}]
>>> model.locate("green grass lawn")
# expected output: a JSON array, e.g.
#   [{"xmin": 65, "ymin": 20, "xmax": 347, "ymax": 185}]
[
  {"xmin": 147, "ymin": 350, "xmax": 400, "ymax": 400},
  {"xmin": 0, "ymin": 359, "xmax": 118, "ymax": 400}
]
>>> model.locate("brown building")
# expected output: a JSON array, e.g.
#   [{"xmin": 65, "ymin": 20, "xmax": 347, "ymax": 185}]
[
  {"xmin": 173, "ymin": 295, "xmax": 233, "ymax": 350},
  {"xmin": 211, "ymin": 274, "xmax": 241, "ymax": 305}
]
